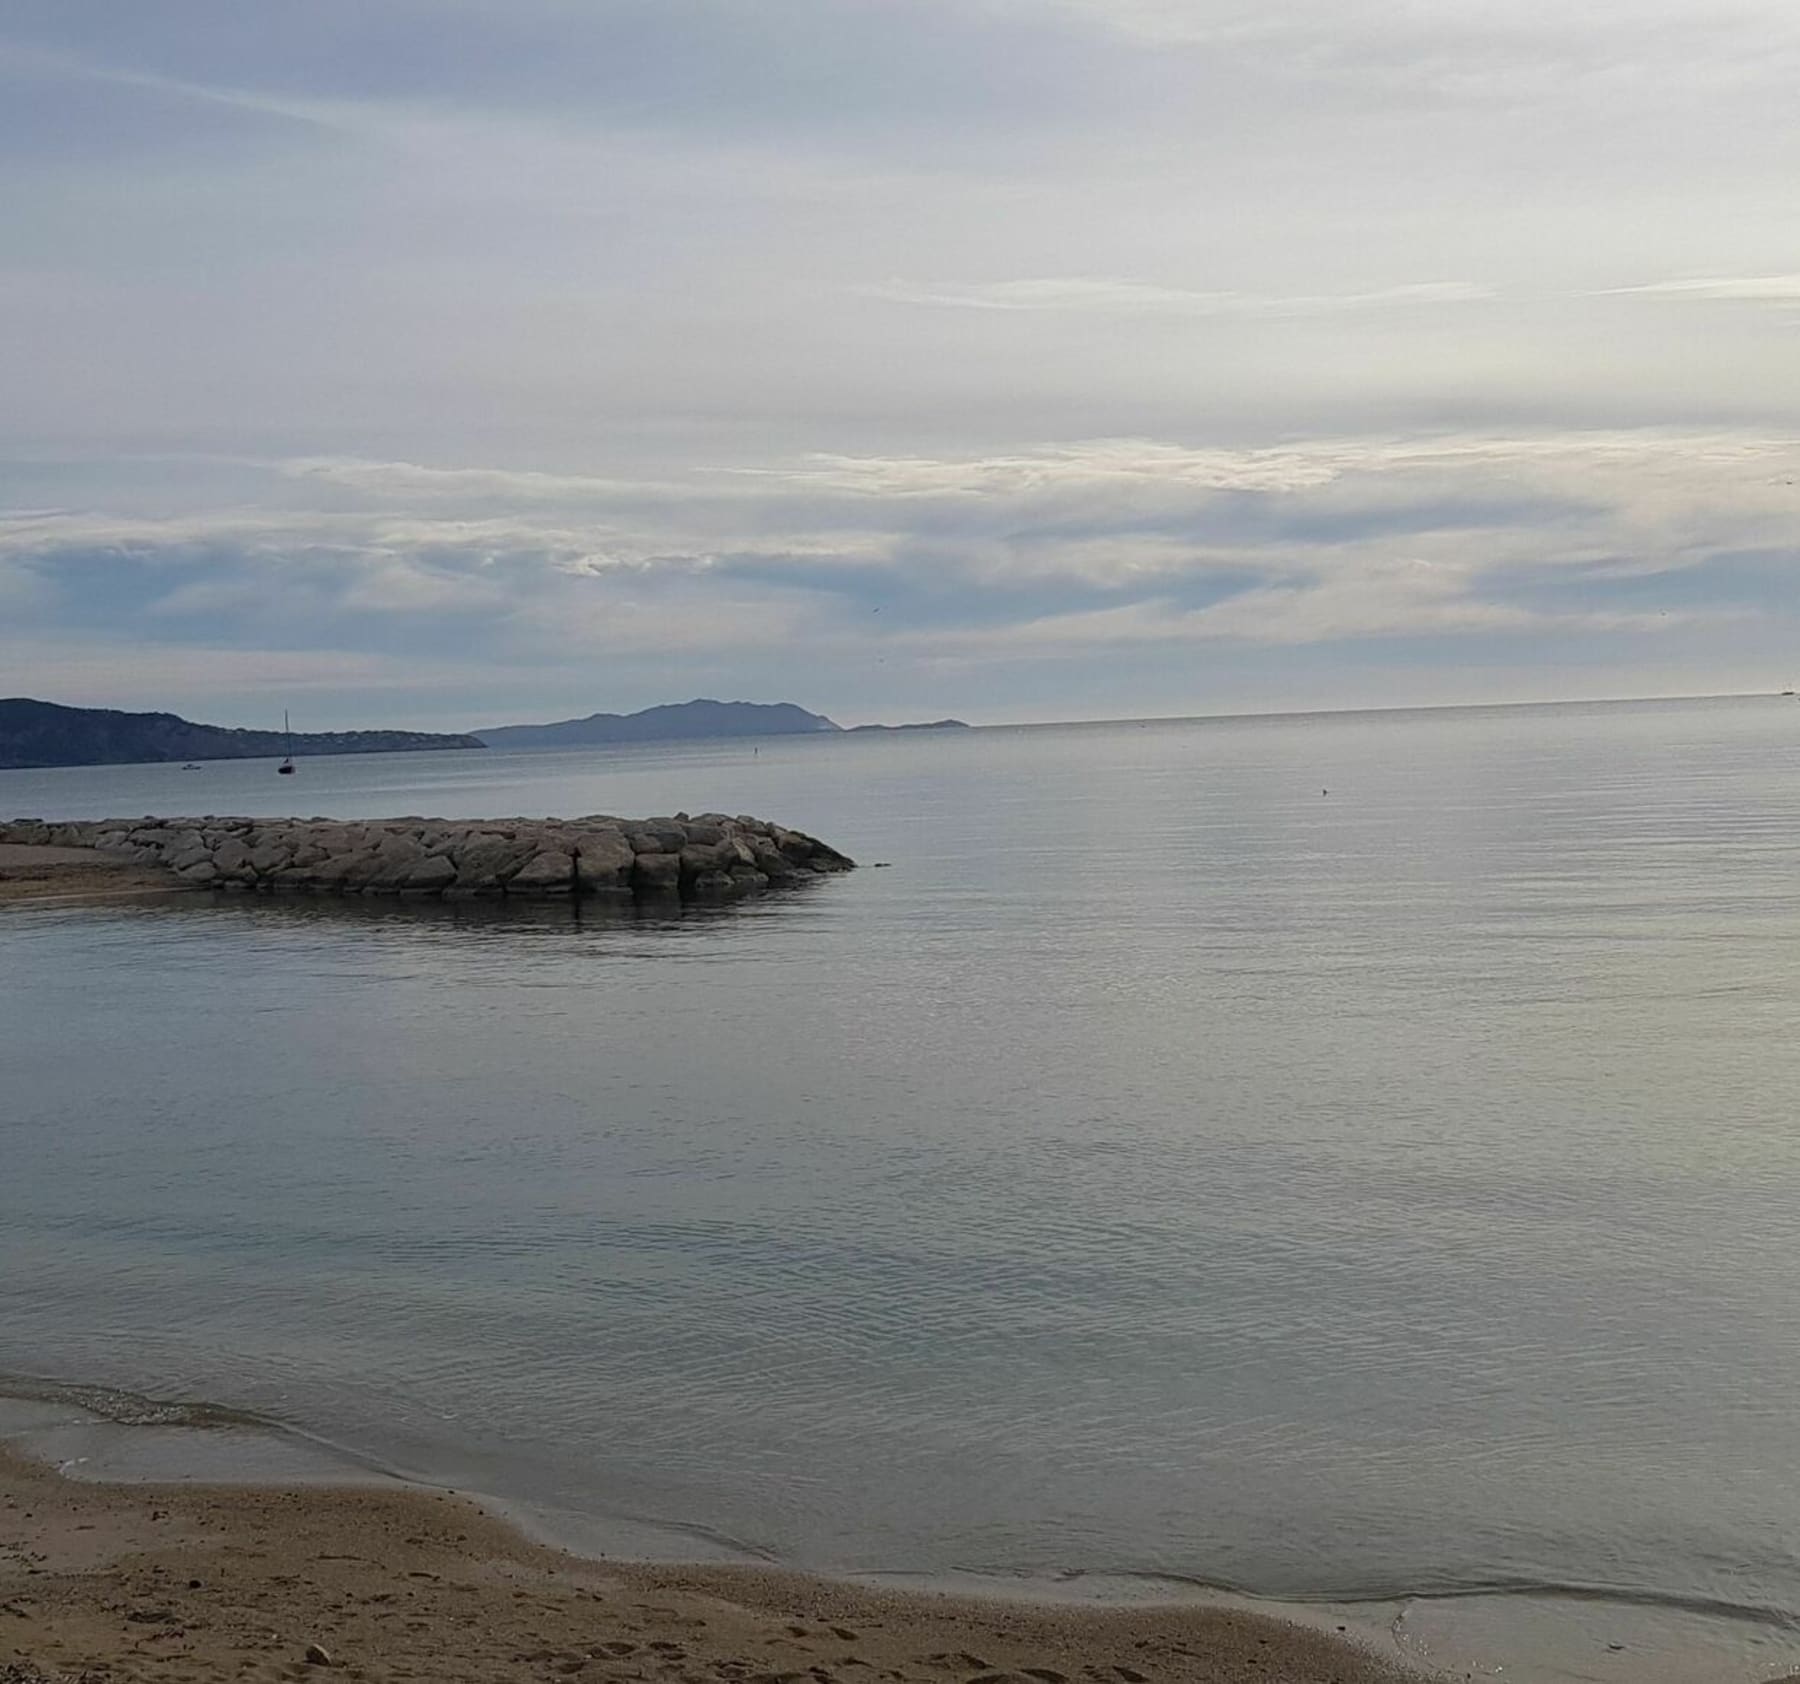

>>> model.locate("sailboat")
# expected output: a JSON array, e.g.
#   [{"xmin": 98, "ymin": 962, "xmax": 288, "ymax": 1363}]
[{"xmin": 278, "ymin": 710, "xmax": 297, "ymax": 775}]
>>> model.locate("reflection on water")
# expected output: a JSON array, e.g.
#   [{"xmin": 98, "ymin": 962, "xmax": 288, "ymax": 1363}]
[{"xmin": 6, "ymin": 698, "xmax": 1800, "ymax": 1683}]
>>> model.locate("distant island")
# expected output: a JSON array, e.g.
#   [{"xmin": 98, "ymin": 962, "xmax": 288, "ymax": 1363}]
[
  {"xmin": 847, "ymin": 719, "xmax": 970, "ymax": 733},
  {"xmin": 0, "ymin": 696, "xmax": 974, "ymax": 771},
  {"xmin": 475, "ymin": 699, "xmax": 971, "ymax": 749},
  {"xmin": 0, "ymin": 698, "xmax": 482, "ymax": 771},
  {"xmin": 476, "ymin": 699, "xmax": 838, "ymax": 749}
]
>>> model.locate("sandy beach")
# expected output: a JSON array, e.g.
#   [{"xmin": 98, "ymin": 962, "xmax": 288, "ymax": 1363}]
[
  {"xmin": 0, "ymin": 1446, "xmax": 1413, "ymax": 1684},
  {"xmin": 0, "ymin": 846, "xmax": 177, "ymax": 908}
]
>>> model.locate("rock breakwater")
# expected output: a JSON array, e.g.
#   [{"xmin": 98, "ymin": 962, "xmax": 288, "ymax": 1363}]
[{"xmin": 0, "ymin": 814, "xmax": 853, "ymax": 902}]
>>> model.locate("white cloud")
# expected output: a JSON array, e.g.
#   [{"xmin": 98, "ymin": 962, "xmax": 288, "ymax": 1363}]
[
  {"xmin": 743, "ymin": 429, "xmax": 1800, "ymax": 510},
  {"xmin": 0, "ymin": 636, "xmax": 481, "ymax": 707},
  {"xmin": 741, "ymin": 439, "xmax": 1345, "ymax": 496},
  {"xmin": 5, "ymin": 1, "xmax": 1797, "ymax": 721},
  {"xmin": 917, "ymin": 558, "xmax": 1731, "ymax": 658},
  {"xmin": 1038, "ymin": 0, "xmax": 1800, "ymax": 90},
  {"xmin": 503, "ymin": 580, "xmax": 845, "ymax": 659},
  {"xmin": 1600, "ymin": 275, "xmax": 1800, "ymax": 305},
  {"xmin": 865, "ymin": 278, "xmax": 1496, "ymax": 317},
  {"xmin": 277, "ymin": 457, "xmax": 674, "ymax": 504},
  {"xmin": 1, "ymin": 424, "xmax": 1792, "ymax": 722}
]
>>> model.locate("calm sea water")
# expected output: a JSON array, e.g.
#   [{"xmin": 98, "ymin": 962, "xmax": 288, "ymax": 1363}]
[{"xmin": 6, "ymin": 698, "xmax": 1800, "ymax": 1669}]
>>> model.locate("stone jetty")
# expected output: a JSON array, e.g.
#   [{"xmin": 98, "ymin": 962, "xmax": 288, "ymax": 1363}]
[{"xmin": 0, "ymin": 814, "xmax": 853, "ymax": 902}]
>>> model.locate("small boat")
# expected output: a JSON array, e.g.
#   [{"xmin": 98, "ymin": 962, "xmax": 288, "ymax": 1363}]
[
  {"xmin": 181, "ymin": 762, "xmax": 201, "ymax": 770},
  {"xmin": 278, "ymin": 710, "xmax": 297, "ymax": 775}
]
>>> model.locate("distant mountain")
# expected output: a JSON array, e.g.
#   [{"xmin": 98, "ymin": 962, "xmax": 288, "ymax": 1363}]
[
  {"xmin": 476, "ymin": 699, "xmax": 842, "ymax": 749},
  {"xmin": 0, "ymin": 698, "xmax": 484, "ymax": 771},
  {"xmin": 846, "ymin": 719, "xmax": 971, "ymax": 733}
]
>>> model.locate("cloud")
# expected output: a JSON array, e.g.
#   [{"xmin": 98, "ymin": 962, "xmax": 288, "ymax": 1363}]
[
  {"xmin": 3, "ymin": 0, "xmax": 1798, "ymax": 725},
  {"xmin": 277, "ymin": 458, "xmax": 672, "ymax": 504},
  {"xmin": 865, "ymin": 278, "xmax": 1497, "ymax": 317},
  {"xmin": 1599, "ymin": 274, "xmax": 1800, "ymax": 305},
  {"xmin": 741, "ymin": 430, "xmax": 1800, "ymax": 515},
  {"xmin": 922, "ymin": 557, "xmax": 1537, "ymax": 651},
  {"xmin": 5, "ymin": 426, "xmax": 1794, "ymax": 646},
  {"xmin": 1038, "ymin": 0, "xmax": 1800, "ymax": 93},
  {"xmin": 917, "ymin": 562, "xmax": 1735, "ymax": 660},
  {"xmin": 737, "ymin": 438, "xmax": 1348, "ymax": 497},
  {"xmin": 504, "ymin": 578, "xmax": 847, "ymax": 659},
  {"xmin": 0, "ymin": 633, "xmax": 481, "ymax": 707}
]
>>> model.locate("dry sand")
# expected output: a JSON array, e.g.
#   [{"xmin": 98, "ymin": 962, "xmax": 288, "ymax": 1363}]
[
  {"xmin": 0, "ymin": 846, "xmax": 178, "ymax": 907},
  {"xmin": 0, "ymin": 1448, "xmax": 1415, "ymax": 1684}
]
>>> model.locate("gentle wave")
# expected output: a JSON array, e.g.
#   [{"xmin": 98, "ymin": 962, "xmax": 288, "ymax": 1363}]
[
  {"xmin": 0, "ymin": 1370, "xmax": 278, "ymax": 1431},
  {"xmin": 3, "ymin": 1370, "xmax": 1796, "ymax": 1643},
  {"xmin": 8, "ymin": 700, "xmax": 1800, "ymax": 1682}
]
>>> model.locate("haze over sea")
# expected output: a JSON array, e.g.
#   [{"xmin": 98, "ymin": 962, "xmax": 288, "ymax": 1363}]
[{"xmin": 6, "ymin": 695, "xmax": 1800, "ymax": 1677}]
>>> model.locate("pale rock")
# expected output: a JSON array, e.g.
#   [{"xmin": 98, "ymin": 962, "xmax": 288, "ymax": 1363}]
[
  {"xmin": 3, "ymin": 810, "xmax": 852, "ymax": 902},
  {"xmin": 679, "ymin": 838, "xmax": 737, "ymax": 877},
  {"xmin": 450, "ymin": 835, "xmax": 534, "ymax": 882},
  {"xmin": 248, "ymin": 840, "xmax": 294, "ymax": 875},
  {"xmin": 509, "ymin": 850, "xmax": 574, "ymax": 893},
  {"xmin": 632, "ymin": 851, "xmax": 682, "ymax": 893},
  {"xmin": 213, "ymin": 837, "xmax": 254, "ymax": 876},
  {"xmin": 402, "ymin": 853, "xmax": 457, "ymax": 890},
  {"xmin": 570, "ymin": 829, "xmax": 635, "ymax": 892}
]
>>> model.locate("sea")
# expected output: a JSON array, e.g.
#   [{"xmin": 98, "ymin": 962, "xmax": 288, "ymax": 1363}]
[{"xmin": 5, "ymin": 694, "xmax": 1800, "ymax": 1682}]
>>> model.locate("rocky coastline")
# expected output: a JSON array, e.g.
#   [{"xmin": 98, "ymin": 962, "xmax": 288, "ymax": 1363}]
[{"xmin": 0, "ymin": 814, "xmax": 853, "ymax": 902}]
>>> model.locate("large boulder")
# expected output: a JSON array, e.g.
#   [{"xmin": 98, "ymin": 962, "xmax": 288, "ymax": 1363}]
[
  {"xmin": 212, "ymin": 836, "xmax": 255, "ymax": 879},
  {"xmin": 401, "ymin": 853, "xmax": 458, "ymax": 891},
  {"xmin": 570, "ymin": 829, "xmax": 635, "ymax": 895},
  {"xmin": 509, "ymin": 850, "xmax": 575, "ymax": 894},
  {"xmin": 450, "ymin": 834, "xmax": 536, "ymax": 887},
  {"xmin": 679, "ymin": 837, "xmax": 737, "ymax": 878},
  {"xmin": 248, "ymin": 836, "xmax": 297, "ymax": 876},
  {"xmin": 310, "ymin": 850, "xmax": 381, "ymax": 888},
  {"xmin": 165, "ymin": 831, "xmax": 212, "ymax": 872},
  {"xmin": 745, "ymin": 837, "xmax": 799, "ymax": 881},
  {"xmin": 627, "ymin": 821, "xmax": 688, "ymax": 854},
  {"xmin": 632, "ymin": 851, "xmax": 682, "ymax": 894}
]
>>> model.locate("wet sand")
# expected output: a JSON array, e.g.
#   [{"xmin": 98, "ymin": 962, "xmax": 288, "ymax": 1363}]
[
  {"xmin": 0, "ymin": 1447, "xmax": 1412, "ymax": 1684},
  {"xmin": 0, "ymin": 846, "xmax": 177, "ymax": 907}
]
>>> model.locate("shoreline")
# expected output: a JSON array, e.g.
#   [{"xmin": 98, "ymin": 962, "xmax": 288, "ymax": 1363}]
[
  {"xmin": 10, "ymin": 1392, "xmax": 1800, "ymax": 1684},
  {"xmin": 0, "ymin": 1436, "xmax": 1418, "ymax": 1684},
  {"xmin": 0, "ymin": 844, "xmax": 185, "ymax": 907}
]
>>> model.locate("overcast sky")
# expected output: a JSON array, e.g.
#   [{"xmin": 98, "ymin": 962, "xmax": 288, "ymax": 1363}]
[{"xmin": 2, "ymin": 1, "xmax": 1796, "ymax": 729}]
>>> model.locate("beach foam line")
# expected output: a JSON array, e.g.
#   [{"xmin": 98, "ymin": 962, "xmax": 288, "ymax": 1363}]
[
  {"xmin": 5, "ymin": 1377, "xmax": 1800, "ymax": 1681},
  {"xmin": 0, "ymin": 1432, "xmax": 1417, "ymax": 1684},
  {"xmin": 0, "ymin": 1371, "xmax": 280, "ymax": 1432}
]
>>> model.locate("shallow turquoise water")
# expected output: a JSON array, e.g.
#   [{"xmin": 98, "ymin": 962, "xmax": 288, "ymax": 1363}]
[{"xmin": 5, "ymin": 698, "xmax": 1800, "ymax": 1642}]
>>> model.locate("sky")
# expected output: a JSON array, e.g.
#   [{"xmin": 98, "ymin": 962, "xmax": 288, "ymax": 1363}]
[{"xmin": 1, "ymin": 0, "xmax": 1796, "ymax": 730}]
